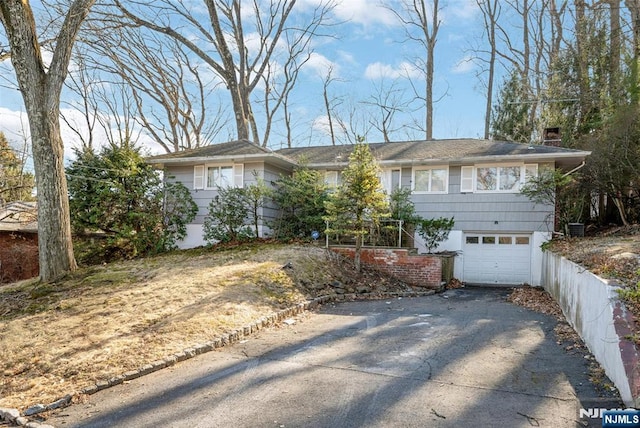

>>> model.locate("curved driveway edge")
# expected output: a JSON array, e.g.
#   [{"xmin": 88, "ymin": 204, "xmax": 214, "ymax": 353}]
[{"xmin": 0, "ymin": 290, "xmax": 434, "ymax": 428}]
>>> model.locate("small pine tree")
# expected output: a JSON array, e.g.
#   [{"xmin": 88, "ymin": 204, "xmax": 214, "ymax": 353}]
[
  {"xmin": 324, "ymin": 139, "xmax": 389, "ymax": 272},
  {"xmin": 491, "ymin": 69, "xmax": 535, "ymax": 144}
]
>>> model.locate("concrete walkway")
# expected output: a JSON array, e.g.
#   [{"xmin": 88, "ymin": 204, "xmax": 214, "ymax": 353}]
[{"xmin": 50, "ymin": 288, "xmax": 621, "ymax": 428}]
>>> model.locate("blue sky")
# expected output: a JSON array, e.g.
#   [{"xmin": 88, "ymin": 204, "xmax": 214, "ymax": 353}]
[{"xmin": 0, "ymin": 0, "xmax": 498, "ymax": 159}]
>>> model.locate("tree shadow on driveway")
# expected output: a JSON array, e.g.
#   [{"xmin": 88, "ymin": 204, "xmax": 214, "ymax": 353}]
[{"xmin": 51, "ymin": 288, "xmax": 622, "ymax": 428}]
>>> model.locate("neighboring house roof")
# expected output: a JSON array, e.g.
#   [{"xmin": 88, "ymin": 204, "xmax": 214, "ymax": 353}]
[
  {"xmin": 0, "ymin": 201, "xmax": 37, "ymax": 233},
  {"xmin": 148, "ymin": 138, "xmax": 590, "ymax": 169}
]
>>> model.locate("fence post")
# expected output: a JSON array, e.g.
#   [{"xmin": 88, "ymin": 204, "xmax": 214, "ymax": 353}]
[
  {"xmin": 325, "ymin": 221, "xmax": 329, "ymax": 248},
  {"xmin": 398, "ymin": 219, "xmax": 403, "ymax": 248}
]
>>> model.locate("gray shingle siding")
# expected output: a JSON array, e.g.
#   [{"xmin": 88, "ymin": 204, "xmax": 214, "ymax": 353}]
[{"xmin": 165, "ymin": 161, "xmax": 286, "ymax": 229}]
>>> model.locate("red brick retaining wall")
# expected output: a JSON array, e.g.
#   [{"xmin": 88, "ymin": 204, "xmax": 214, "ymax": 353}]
[
  {"xmin": 330, "ymin": 247, "xmax": 442, "ymax": 288},
  {"xmin": 0, "ymin": 232, "xmax": 39, "ymax": 283}
]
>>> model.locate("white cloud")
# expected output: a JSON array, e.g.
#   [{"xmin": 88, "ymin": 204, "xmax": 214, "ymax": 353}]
[
  {"xmin": 0, "ymin": 108, "xmax": 29, "ymax": 144},
  {"xmin": 446, "ymin": 0, "xmax": 480, "ymax": 21},
  {"xmin": 304, "ymin": 52, "xmax": 340, "ymax": 78},
  {"xmin": 336, "ymin": 50, "xmax": 357, "ymax": 66},
  {"xmin": 451, "ymin": 55, "xmax": 476, "ymax": 74},
  {"xmin": 364, "ymin": 61, "xmax": 421, "ymax": 80},
  {"xmin": 311, "ymin": 114, "xmax": 348, "ymax": 139},
  {"xmin": 311, "ymin": 114, "xmax": 331, "ymax": 135}
]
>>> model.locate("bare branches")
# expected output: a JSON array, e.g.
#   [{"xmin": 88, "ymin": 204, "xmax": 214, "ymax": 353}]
[
  {"xmin": 387, "ymin": 0, "xmax": 442, "ymax": 140},
  {"xmin": 110, "ymin": 0, "xmax": 335, "ymax": 146}
]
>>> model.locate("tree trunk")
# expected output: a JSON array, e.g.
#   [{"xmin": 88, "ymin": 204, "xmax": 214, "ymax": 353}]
[
  {"xmin": 574, "ymin": 0, "xmax": 591, "ymax": 120},
  {"xmin": 609, "ymin": 0, "xmax": 621, "ymax": 100},
  {"xmin": 0, "ymin": 0, "xmax": 93, "ymax": 281},
  {"xmin": 478, "ymin": 0, "xmax": 499, "ymax": 140},
  {"xmin": 625, "ymin": 0, "xmax": 640, "ymax": 103},
  {"xmin": 425, "ymin": 0, "xmax": 439, "ymax": 140},
  {"xmin": 29, "ymin": 104, "xmax": 78, "ymax": 280}
]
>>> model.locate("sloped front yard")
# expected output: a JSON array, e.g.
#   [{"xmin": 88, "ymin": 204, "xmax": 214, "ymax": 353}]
[{"xmin": 0, "ymin": 243, "xmax": 420, "ymax": 412}]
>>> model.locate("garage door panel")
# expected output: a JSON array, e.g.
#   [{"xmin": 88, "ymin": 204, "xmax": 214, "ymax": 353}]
[{"xmin": 463, "ymin": 233, "xmax": 531, "ymax": 285}]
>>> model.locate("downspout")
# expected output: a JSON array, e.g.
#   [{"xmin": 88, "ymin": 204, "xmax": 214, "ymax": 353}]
[
  {"xmin": 560, "ymin": 160, "xmax": 587, "ymax": 235},
  {"xmin": 562, "ymin": 160, "xmax": 586, "ymax": 177}
]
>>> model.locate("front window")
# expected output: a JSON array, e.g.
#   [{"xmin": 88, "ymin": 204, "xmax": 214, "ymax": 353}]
[
  {"xmin": 475, "ymin": 164, "xmax": 529, "ymax": 192},
  {"xmin": 207, "ymin": 165, "xmax": 233, "ymax": 188},
  {"xmin": 499, "ymin": 166, "xmax": 521, "ymax": 190},
  {"xmin": 325, "ymin": 171, "xmax": 341, "ymax": 188},
  {"xmin": 413, "ymin": 167, "xmax": 448, "ymax": 193},
  {"xmin": 379, "ymin": 168, "xmax": 401, "ymax": 194}
]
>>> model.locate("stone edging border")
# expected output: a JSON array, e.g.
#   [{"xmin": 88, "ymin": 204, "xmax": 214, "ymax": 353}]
[{"xmin": 0, "ymin": 289, "xmax": 436, "ymax": 428}]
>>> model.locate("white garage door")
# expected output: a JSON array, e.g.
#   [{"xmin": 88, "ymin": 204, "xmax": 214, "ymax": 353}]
[{"xmin": 463, "ymin": 233, "xmax": 532, "ymax": 285}]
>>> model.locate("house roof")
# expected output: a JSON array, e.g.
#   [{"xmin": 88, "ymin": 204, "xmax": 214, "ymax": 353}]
[
  {"xmin": 147, "ymin": 138, "xmax": 590, "ymax": 169},
  {"xmin": 147, "ymin": 139, "xmax": 296, "ymax": 169},
  {"xmin": 276, "ymin": 139, "xmax": 590, "ymax": 168},
  {"xmin": 0, "ymin": 201, "xmax": 37, "ymax": 233}
]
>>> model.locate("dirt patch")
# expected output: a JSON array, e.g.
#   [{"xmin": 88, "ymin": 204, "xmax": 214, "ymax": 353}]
[
  {"xmin": 549, "ymin": 226, "xmax": 640, "ymax": 289},
  {"xmin": 0, "ymin": 243, "xmax": 422, "ymax": 412}
]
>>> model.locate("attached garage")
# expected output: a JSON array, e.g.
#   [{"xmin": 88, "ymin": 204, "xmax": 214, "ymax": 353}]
[{"xmin": 463, "ymin": 233, "xmax": 532, "ymax": 285}]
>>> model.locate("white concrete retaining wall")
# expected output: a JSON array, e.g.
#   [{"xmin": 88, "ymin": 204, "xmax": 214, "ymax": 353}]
[{"xmin": 542, "ymin": 251, "xmax": 640, "ymax": 407}]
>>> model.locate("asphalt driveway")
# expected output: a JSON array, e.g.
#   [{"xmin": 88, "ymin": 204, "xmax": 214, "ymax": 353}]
[{"xmin": 50, "ymin": 287, "xmax": 621, "ymax": 428}]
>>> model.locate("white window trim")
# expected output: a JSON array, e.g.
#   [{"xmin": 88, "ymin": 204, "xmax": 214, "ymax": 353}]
[
  {"xmin": 411, "ymin": 166, "xmax": 449, "ymax": 194},
  {"xmin": 198, "ymin": 163, "xmax": 244, "ymax": 190},
  {"xmin": 379, "ymin": 168, "xmax": 402, "ymax": 194},
  {"xmin": 324, "ymin": 170, "xmax": 340, "ymax": 188},
  {"xmin": 463, "ymin": 163, "xmax": 538, "ymax": 194}
]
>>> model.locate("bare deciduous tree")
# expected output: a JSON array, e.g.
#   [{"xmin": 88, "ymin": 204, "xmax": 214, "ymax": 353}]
[
  {"xmin": 389, "ymin": 0, "xmax": 441, "ymax": 140},
  {"xmin": 0, "ymin": 0, "xmax": 96, "ymax": 281},
  {"xmin": 361, "ymin": 80, "xmax": 411, "ymax": 143},
  {"xmin": 476, "ymin": 0, "xmax": 501, "ymax": 139},
  {"xmin": 69, "ymin": 25, "xmax": 230, "ymax": 152},
  {"xmin": 112, "ymin": 0, "xmax": 335, "ymax": 147}
]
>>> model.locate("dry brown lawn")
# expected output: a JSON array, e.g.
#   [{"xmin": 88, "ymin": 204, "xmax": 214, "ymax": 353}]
[{"xmin": 0, "ymin": 242, "xmax": 414, "ymax": 411}]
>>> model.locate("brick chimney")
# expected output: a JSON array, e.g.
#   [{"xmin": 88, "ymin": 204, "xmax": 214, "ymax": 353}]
[{"xmin": 543, "ymin": 127, "xmax": 561, "ymax": 147}]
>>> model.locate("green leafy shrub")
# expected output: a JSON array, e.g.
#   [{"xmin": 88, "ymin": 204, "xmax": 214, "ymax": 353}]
[
  {"xmin": 67, "ymin": 144, "xmax": 197, "ymax": 261},
  {"xmin": 270, "ymin": 167, "xmax": 329, "ymax": 240},
  {"xmin": 203, "ymin": 187, "xmax": 253, "ymax": 244}
]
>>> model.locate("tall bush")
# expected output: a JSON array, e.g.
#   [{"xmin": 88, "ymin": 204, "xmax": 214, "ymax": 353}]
[
  {"xmin": 270, "ymin": 167, "xmax": 329, "ymax": 240},
  {"xmin": 203, "ymin": 187, "xmax": 252, "ymax": 244},
  {"xmin": 67, "ymin": 144, "xmax": 197, "ymax": 259}
]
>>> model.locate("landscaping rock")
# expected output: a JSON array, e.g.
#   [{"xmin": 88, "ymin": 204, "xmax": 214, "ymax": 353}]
[
  {"xmin": 0, "ymin": 407, "xmax": 20, "ymax": 422},
  {"xmin": 23, "ymin": 404, "xmax": 46, "ymax": 416}
]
